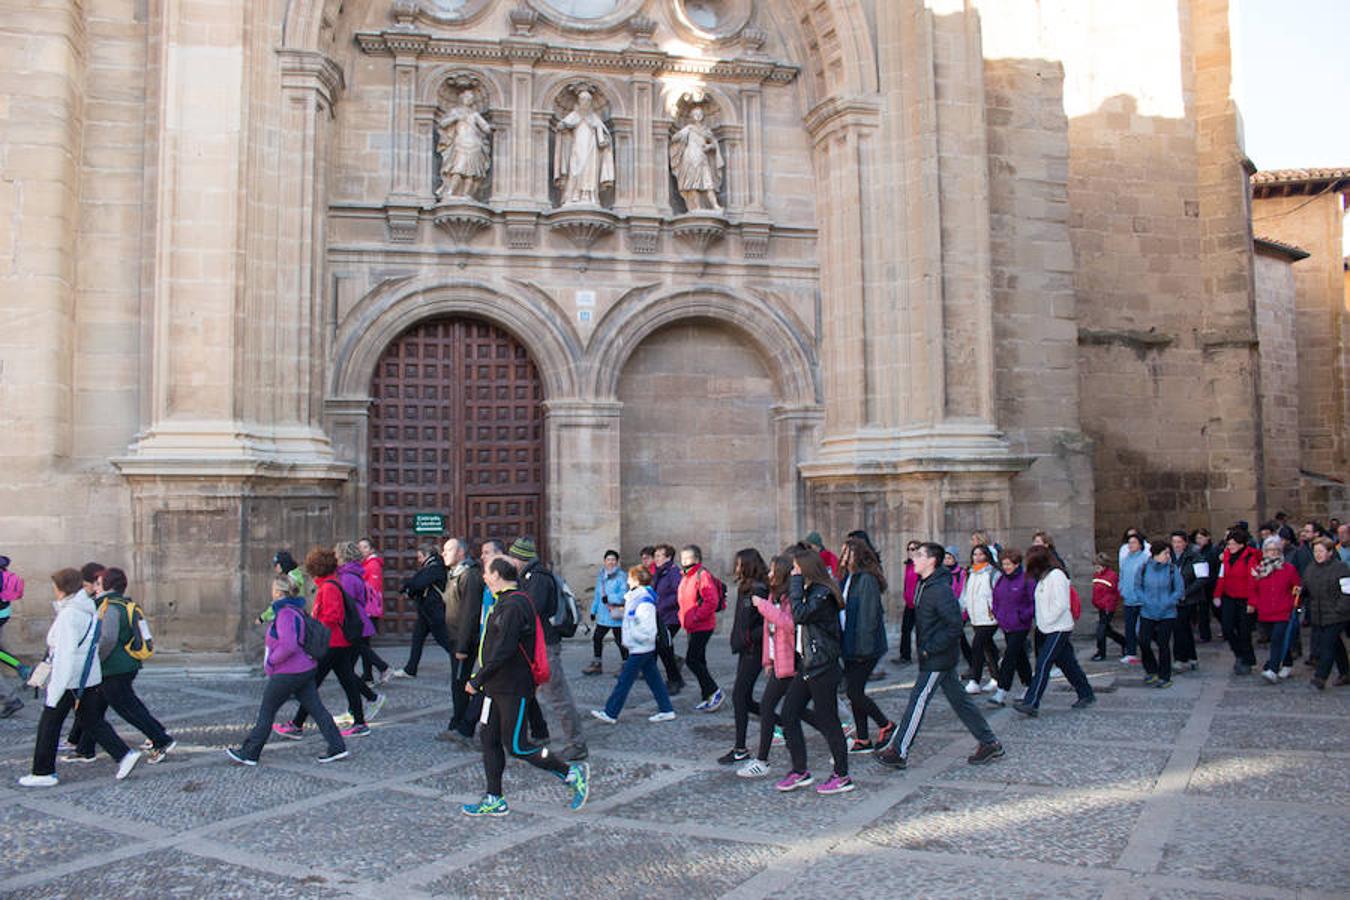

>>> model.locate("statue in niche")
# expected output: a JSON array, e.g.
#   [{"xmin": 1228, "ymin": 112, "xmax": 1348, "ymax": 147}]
[
  {"xmin": 669, "ymin": 106, "xmax": 724, "ymax": 212},
  {"xmin": 436, "ymin": 89, "xmax": 492, "ymax": 200},
  {"xmin": 553, "ymin": 90, "xmax": 614, "ymax": 206}
]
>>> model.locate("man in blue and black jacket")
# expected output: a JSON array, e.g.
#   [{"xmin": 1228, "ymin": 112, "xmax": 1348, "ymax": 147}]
[{"xmin": 876, "ymin": 542, "xmax": 1004, "ymax": 770}]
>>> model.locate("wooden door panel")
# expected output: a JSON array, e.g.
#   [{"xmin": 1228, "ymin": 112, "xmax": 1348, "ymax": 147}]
[{"xmin": 368, "ymin": 317, "xmax": 544, "ymax": 634}]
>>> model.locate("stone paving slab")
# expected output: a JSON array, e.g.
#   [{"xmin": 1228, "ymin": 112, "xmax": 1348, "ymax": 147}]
[
  {"xmin": 418, "ymin": 822, "xmax": 786, "ymax": 898},
  {"xmin": 775, "ymin": 849, "xmax": 1110, "ymax": 899},
  {"xmin": 1204, "ymin": 712, "xmax": 1348, "ymax": 754},
  {"xmin": 997, "ymin": 708, "xmax": 1190, "ymax": 745},
  {"xmin": 22, "ymin": 847, "xmax": 335, "ymax": 899},
  {"xmin": 1217, "ymin": 681, "xmax": 1350, "ymax": 713},
  {"xmin": 1185, "ymin": 748, "xmax": 1350, "ymax": 806},
  {"xmin": 934, "ymin": 740, "xmax": 1171, "ymax": 792},
  {"xmin": 414, "ymin": 751, "xmax": 676, "ymax": 804},
  {"xmin": 0, "ymin": 807, "xmax": 133, "ymax": 881}
]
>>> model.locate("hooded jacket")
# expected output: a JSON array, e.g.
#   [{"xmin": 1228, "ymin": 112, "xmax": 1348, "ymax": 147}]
[
  {"xmin": 515, "ymin": 558, "xmax": 561, "ymax": 645},
  {"xmin": 1214, "ymin": 545, "xmax": 1261, "ymax": 600},
  {"xmin": 592, "ymin": 566, "xmax": 627, "ymax": 629},
  {"xmin": 337, "ymin": 561, "xmax": 376, "ymax": 639},
  {"xmin": 755, "ymin": 592, "xmax": 796, "ymax": 679},
  {"xmin": 959, "ymin": 564, "xmax": 998, "ymax": 627},
  {"xmin": 914, "ymin": 567, "xmax": 963, "ymax": 672},
  {"xmin": 1033, "ymin": 568, "xmax": 1075, "ymax": 634},
  {"xmin": 842, "ymin": 570, "xmax": 887, "ymax": 660},
  {"xmin": 1301, "ymin": 556, "xmax": 1350, "ymax": 626},
  {"xmin": 677, "ymin": 564, "xmax": 720, "ymax": 634},
  {"xmin": 471, "ymin": 588, "xmax": 537, "ymax": 697},
  {"xmin": 44, "ymin": 589, "xmax": 102, "ymax": 707},
  {"xmin": 312, "ymin": 574, "xmax": 351, "ymax": 649},
  {"xmin": 265, "ymin": 596, "xmax": 317, "ymax": 676},
  {"xmin": 1136, "ymin": 559, "xmax": 1182, "ymax": 620},
  {"xmin": 1119, "ymin": 549, "xmax": 1149, "ymax": 607},
  {"xmin": 447, "ymin": 558, "xmax": 487, "ymax": 655},
  {"xmin": 992, "ymin": 567, "xmax": 1035, "ymax": 632},
  {"xmin": 620, "ymin": 585, "xmax": 660, "ymax": 654},
  {"xmin": 653, "ymin": 560, "xmax": 682, "ymax": 628},
  {"xmin": 402, "ymin": 554, "xmax": 448, "ymax": 610},
  {"xmin": 730, "ymin": 578, "xmax": 767, "ymax": 656},
  {"xmin": 1091, "ymin": 567, "xmax": 1122, "ymax": 614},
  {"xmin": 789, "ymin": 575, "xmax": 843, "ymax": 678}
]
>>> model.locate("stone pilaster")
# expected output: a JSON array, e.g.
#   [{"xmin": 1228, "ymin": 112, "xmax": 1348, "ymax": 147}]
[{"xmin": 544, "ymin": 400, "xmax": 623, "ymax": 583}]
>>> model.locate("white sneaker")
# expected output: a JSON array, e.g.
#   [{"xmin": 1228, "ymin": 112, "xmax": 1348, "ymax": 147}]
[
  {"xmin": 19, "ymin": 774, "xmax": 58, "ymax": 788},
  {"xmin": 648, "ymin": 711, "xmax": 676, "ymax": 722},
  {"xmin": 1261, "ymin": 669, "xmax": 1278, "ymax": 684},
  {"xmin": 1050, "ymin": 667, "xmax": 1064, "ymax": 679},
  {"xmin": 390, "ymin": 668, "xmax": 411, "ymax": 679},
  {"xmin": 980, "ymin": 678, "xmax": 996, "ymax": 692},
  {"xmin": 377, "ymin": 667, "xmax": 395, "ymax": 685},
  {"xmin": 989, "ymin": 688, "xmax": 1007, "ymax": 705},
  {"xmin": 367, "ymin": 692, "xmax": 387, "ymax": 720},
  {"xmin": 1277, "ymin": 666, "xmax": 1292, "ymax": 680},
  {"xmin": 116, "ymin": 750, "xmax": 142, "ymax": 781},
  {"xmin": 590, "ymin": 709, "xmax": 618, "ymax": 725},
  {"xmin": 964, "ymin": 680, "xmax": 981, "ymax": 695},
  {"xmin": 737, "ymin": 759, "xmax": 770, "ymax": 778}
]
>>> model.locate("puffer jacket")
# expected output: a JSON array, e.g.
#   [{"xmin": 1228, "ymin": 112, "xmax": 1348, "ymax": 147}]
[
  {"xmin": 789, "ymin": 575, "xmax": 842, "ymax": 679},
  {"xmin": 754, "ymin": 593, "xmax": 796, "ymax": 679},
  {"xmin": 914, "ymin": 567, "xmax": 963, "ymax": 672},
  {"xmin": 959, "ymin": 564, "xmax": 998, "ymax": 626},
  {"xmin": 592, "ymin": 566, "xmax": 627, "ymax": 629},
  {"xmin": 43, "ymin": 590, "xmax": 102, "ymax": 708},
  {"xmin": 1250, "ymin": 563, "xmax": 1300, "ymax": 623},
  {"xmin": 842, "ymin": 570, "xmax": 886, "ymax": 660},
  {"xmin": 1091, "ymin": 567, "xmax": 1121, "ymax": 613},
  {"xmin": 1135, "ymin": 560, "xmax": 1182, "ymax": 620},
  {"xmin": 992, "ymin": 567, "xmax": 1035, "ymax": 632},
  {"xmin": 1300, "ymin": 556, "xmax": 1350, "ymax": 626},
  {"xmin": 653, "ymin": 560, "xmax": 682, "ymax": 627},
  {"xmin": 312, "ymin": 575, "xmax": 351, "ymax": 649},
  {"xmin": 1120, "ymin": 549, "xmax": 1149, "ymax": 607},
  {"xmin": 361, "ymin": 554, "xmax": 384, "ymax": 618},
  {"xmin": 1170, "ymin": 546, "xmax": 1208, "ymax": 607},
  {"xmin": 620, "ymin": 586, "xmax": 659, "ymax": 654},
  {"xmin": 677, "ymin": 564, "xmax": 720, "ymax": 634},
  {"xmin": 1214, "ymin": 545, "xmax": 1261, "ymax": 600},
  {"xmin": 729, "ymin": 578, "xmax": 767, "ymax": 656},
  {"xmin": 337, "ymin": 561, "xmax": 375, "ymax": 638}
]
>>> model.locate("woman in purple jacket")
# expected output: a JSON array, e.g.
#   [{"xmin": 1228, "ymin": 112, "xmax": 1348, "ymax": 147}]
[
  {"xmin": 988, "ymin": 550, "xmax": 1035, "ymax": 707},
  {"xmin": 227, "ymin": 578, "xmax": 348, "ymax": 765}
]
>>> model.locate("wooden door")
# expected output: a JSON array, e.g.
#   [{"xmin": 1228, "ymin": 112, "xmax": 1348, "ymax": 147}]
[{"xmin": 368, "ymin": 317, "xmax": 545, "ymax": 633}]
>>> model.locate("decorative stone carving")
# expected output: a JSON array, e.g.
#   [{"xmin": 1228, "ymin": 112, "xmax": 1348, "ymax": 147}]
[
  {"xmin": 508, "ymin": 4, "xmax": 539, "ymax": 35},
  {"xmin": 670, "ymin": 106, "xmax": 724, "ymax": 212},
  {"xmin": 627, "ymin": 14, "xmax": 657, "ymax": 47},
  {"xmin": 627, "ymin": 217, "xmax": 661, "ymax": 254},
  {"xmin": 436, "ymin": 89, "xmax": 493, "ymax": 200},
  {"xmin": 672, "ymin": 212, "xmax": 727, "ymax": 255},
  {"xmin": 553, "ymin": 89, "xmax": 615, "ymax": 207},
  {"xmin": 385, "ymin": 202, "xmax": 421, "ymax": 243},
  {"xmin": 432, "ymin": 199, "xmax": 493, "ymax": 245},
  {"xmin": 546, "ymin": 205, "xmax": 618, "ymax": 250},
  {"xmin": 504, "ymin": 210, "xmax": 538, "ymax": 248},
  {"xmin": 740, "ymin": 221, "xmax": 770, "ymax": 259}
]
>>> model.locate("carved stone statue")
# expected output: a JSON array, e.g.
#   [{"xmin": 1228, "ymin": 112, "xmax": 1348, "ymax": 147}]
[
  {"xmin": 436, "ymin": 90, "xmax": 492, "ymax": 200},
  {"xmin": 669, "ymin": 107, "xmax": 724, "ymax": 212},
  {"xmin": 553, "ymin": 90, "xmax": 615, "ymax": 206}
]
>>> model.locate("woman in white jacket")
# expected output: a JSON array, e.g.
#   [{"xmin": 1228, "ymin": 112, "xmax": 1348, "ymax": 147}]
[
  {"xmin": 1013, "ymin": 547, "xmax": 1096, "ymax": 717},
  {"xmin": 960, "ymin": 545, "xmax": 1001, "ymax": 694},
  {"xmin": 21, "ymin": 568, "xmax": 140, "ymax": 787},
  {"xmin": 590, "ymin": 566, "xmax": 677, "ymax": 724}
]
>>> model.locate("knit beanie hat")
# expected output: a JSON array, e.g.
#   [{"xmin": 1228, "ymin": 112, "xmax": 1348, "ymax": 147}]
[
  {"xmin": 804, "ymin": 531, "xmax": 824, "ymax": 548},
  {"xmin": 508, "ymin": 537, "xmax": 538, "ymax": 561}
]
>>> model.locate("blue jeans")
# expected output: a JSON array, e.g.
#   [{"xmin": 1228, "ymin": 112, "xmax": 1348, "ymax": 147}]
[
  {"xmin": 1021, "ymin": 630, "xmax": 1094, "ymax": 708},
  {"xmin": 1264, "ymin": 619, "xmax": 1295, "ymax": 673},
  {"xmin": 1123, "ymin": 605, "xmax": 1141, "ymax": 656},
  {"xmin": 603, "ymin": 651, "xmax": 673, "ymax": 719}
]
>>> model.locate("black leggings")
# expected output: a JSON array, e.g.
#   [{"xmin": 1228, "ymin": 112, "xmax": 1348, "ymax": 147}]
[
  {"xmin": 482, "ymin": 693, "xmax": 569, "ymax": 797},
  {"xmin": 842, "ymin": 657, "xmax": 889, "ymax": 741},
  {"xmin": 780, "ymin": 667, "xmax": 848, "ymax": 778},
  {"xmin": 996, "ymin": 629, "xmax": 1033, "ymax": 691},
  {"xmin": 969, "ymin": 625, "xmax": 1000, "ymax": 682},
  {"xmin": 592, "ymin": 625, "xmax": 628, "ymax": 661},
  {"xmin": 685, "ymin": 629, "xmax": 718, "ymax": 699},
  {"xmin": 293, "ymin": 646, "xmax": 366, "ymax": 727},
  {"xmin": 731, "ymin": 651, "xmax": 764, "ymax": 749},
  {"xmin": 359, "ymin": 619, "xmax": 389, "ymax": 679},
  {"xmin": 1095, "ymin": 609, "xmax": 1126, "ymax": 656},
  {"xmin": 1172, "ymin": 609, "xmax": 1197, "ymax": 664},
  {"xmin": 755, "ymin": 672, "xmax": 818, "ymax": 761},
  {"xmin": 656, "ymin": 623, "xmax": 683, "ymax": 683}
]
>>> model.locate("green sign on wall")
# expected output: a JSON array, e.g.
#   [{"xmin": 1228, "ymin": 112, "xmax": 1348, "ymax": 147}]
[{"xmin": 412, "ymin": 513, "xmax": 446, "ymax": 535}]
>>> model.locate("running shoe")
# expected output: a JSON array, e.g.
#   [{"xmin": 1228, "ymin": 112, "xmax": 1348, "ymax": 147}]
[
  {"xmin": 1049, "ymin": 667, "xmax": 1064, "ymax": 679},
  {"xmin": 964, "ymin": 680, "xmax": 981, "ymax": 695},
  {"xmin": 590, "ymin": 709, "xmax": 618, "ymax": 725},
  {"xmin": 18, "ymin": 774, "xmax": 59, "ymax": 788},
  {"xmin": 1071, "ymin": 695, "xmax": 1097, "ymax": 709},
  {"xmin": 367, "ymin": 692, "xmax": 387, "ymax": 720},
  {"xmin": 115, "ymin": 750, "xmax": 142, "ymax": 781},
  {"xmin": 816, "ymin": 774, "xmax": 855, "ymax": 795},
  {"xmin": 225, "ymin": 748, "xmax": 258, "ymax": 767},
  {"xmin": 390, "ymin": 668, "xmax": 413, "ymax": 679},
  {"xmin": 581, "ymin": 660, "xmax": 603, "ymax": 675},
  {"xmin": 1277, "ymin": 666, "xmax": 1292, "ymax": 680},
  {"xmin": 967, "ymin": 741, "xmax": 1004, "ymax": 765},
  {"xmin": 462, "ymin": 794, "xmax": 510, "ymax": 817},
  {"xmin": 147, "ymin": 740, "xmax": 177, "ymax": 765},
  {"xmin": 1012, "ymin": 701, "xmax": 1038, "ymax": 717},
  {"xmin": 718, "ymin": 748, "xmax": 749, "ymax": 765},
  {"xmin": 848, "ymin": 739, "xmax": 874, "ymax": 754},
  {"xmin": 1089, "ymin": 654, "xmax": 1107, "ymax": 662},
  {"xmin": 980, "ymin": 678, "xmax": 997, "ymax": 692},
  {"xmin": 1155, "ymin": 679, "xmax": 1173, "ymax": 689},
  {"xmin": 1143, "ymin": 675, "xmax": 1160, "ymax": 686},
  {"xmin": 648, "ymin": 711, "xmax": 676, "ymax": 722},
  {"xmin": 62, "ymin": 752, "xmax": 97, "ymax": 764},
  {"xmin": 774, "ymin": 770, "xmax": 813, "ymax": 792},
  {"xmin": 334, "ymin": 712, "xmax": 355, "ymax": 727},
  {"xmin": 737, "ymin": 759, "xmax": 771, "ymax": 778},
  {"xmin": 340, "ymin": 723, "xmax": 371, "ymax": 738},
  {"xmin": 771, "ymin": 726, "xmax": 785, "ymax": 747},
  {"xmin": 842, "ymin": 720, "xmax": 856, "ymax": 739},
  {"xmin": 566, "ymin": 762, "xmax": 590, "ymax": 810},
  {"xmin": 377, "ymin": 667, "xmax": 395, "ymax": 685},
  {"xmin": 273, "ymin": 722, "xmax": 303, "ymax": 740},
  {"xmin": 876, "ymin": 721, "xmax": 897, "ymax": 746},
  {"xmin": 873, "ymin": 746, "xmax": 907, "ymax": 770},
  {"xmin": 317, "ymin": 749, "xmax": 350, "ymax": 764}
]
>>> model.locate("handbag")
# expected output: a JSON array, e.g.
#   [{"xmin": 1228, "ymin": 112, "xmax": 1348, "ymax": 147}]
[{"xmin": 26, "ymin": 659, "xmax": 51, "ymax": 689}]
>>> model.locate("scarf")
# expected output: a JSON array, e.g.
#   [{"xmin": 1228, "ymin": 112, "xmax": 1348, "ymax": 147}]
[{"xmin": 1257, "ymin": 555, "xmax": 1284, "ymax": 578}]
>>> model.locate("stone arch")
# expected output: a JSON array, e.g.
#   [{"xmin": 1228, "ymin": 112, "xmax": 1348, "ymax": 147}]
[
  {"xmin": 535, "ymin": 72, "xmax": 630, "ymax": 120},
  {"xmin": 658, "ymin": 82, "xmax": 742, "ymax": 129},
  {"xmin": 766, "ymin": 0, "xmax": 878, "ymax": 109},
  {"xmin": 416, "ymin": 64, "xmax": 508, "ymax": 111},
  {"xmin": 586, "ymin": 285, "xmax": 819, "ymax": 405},
  {"xmin": 330, "ymin": 277, "xmax": 583, "ymax": 402},
  {"xmin": 280, "ymin": 0, "xmax": 345, "ymax": 50}
]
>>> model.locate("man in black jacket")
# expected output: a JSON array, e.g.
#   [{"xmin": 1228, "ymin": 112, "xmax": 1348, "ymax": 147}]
[
  {"xmin": 441, "ymin": 538, "xmax": 486, "ymax": 743},
  {"xmin": 392, "ymin": 544, "xmax": 453, "ymax": 678},
  {"xmin": 462, "ymin": 558, "xmax": 589, "ymax": 818},
  {"xmin": 876, "ymin": 542, "xmax": 1003, "ymax": 769},
  {"xmin": 509, "ymin": 537, "xmax": 588, "ymax": 762}
]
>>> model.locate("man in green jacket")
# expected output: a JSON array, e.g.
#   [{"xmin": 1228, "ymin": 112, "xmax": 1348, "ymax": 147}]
[{"xmin": 69, "ymin": 568, "xmax": 177, "ymax": 765}]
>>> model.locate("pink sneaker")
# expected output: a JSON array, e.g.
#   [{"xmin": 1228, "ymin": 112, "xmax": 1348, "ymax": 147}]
[
  {"xmin": 272, "ymin": 722, "xmax": 303, "ymax": 741},
  {"xmin": 816, "ymin": 773, "xmax": 856, "ymax": 795},
  {"xmin": 774, "ymin": 770, "xmax": 814, "ymax": 792}
]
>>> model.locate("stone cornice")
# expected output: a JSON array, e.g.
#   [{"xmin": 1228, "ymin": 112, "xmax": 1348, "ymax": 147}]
[
  {"xmin": 276, "ymin": 48, "xmax": 345, "ymax": 104},
  {"xmin": 803, "ymin": 94, "xmax": 881, "ymax": 142},
  {"xmin": 353, "ymin": 31, "xmax": 798, "ymax": 85}
]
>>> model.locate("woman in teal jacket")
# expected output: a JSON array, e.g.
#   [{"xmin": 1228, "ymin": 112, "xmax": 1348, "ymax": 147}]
[
  {"xmin": 583, "ymin": 550, "xmax": 628, "ymax": 675},
  {"xmin": 1136, "ymin": 542, "xmax": 1183, "ymax": 687}
]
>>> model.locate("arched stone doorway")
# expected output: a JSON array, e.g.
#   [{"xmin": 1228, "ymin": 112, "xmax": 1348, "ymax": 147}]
[{"xmin": 368, "ymin": 316, "xmax": 545, "ymax": 632}]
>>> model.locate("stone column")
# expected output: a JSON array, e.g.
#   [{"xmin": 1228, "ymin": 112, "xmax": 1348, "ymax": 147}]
[
  {"xmin": 773, "ymin": 404, "xmax": 824, "ymax": 544},
  {"xmin": 543, "ymin": 400, "xmax": 623, "ymax": 585},
  {"xmin": 629, "ymin": 75, "xmax": 659, "ymax": 215},
  {"xmin": 383, "ymin": 37, "xmax": 427, "ymax": 240},
  {"xmin": 739, "ymin": 85, "xmax": 767, "ymax": 216}
]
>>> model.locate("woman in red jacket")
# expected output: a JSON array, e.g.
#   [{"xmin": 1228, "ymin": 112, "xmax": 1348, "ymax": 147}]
[
  {"xmin": 1090, "ymin": 553, "xmax": 1125, "ymax": 661},
  {"xmin": 275, "ymin": 548, "xmax": 370, "ymax": 740},
  {"xmin": 1213, "ymin": 528, "xmax": 1261, "ymax": 675},
  {"xmin": 1249, "ymin": 537, "xmax": 1301, "ymax": 683}
]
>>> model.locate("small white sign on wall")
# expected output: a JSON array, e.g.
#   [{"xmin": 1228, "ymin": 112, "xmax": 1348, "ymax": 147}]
[
  {"xmin": 575, "ymin": 290, "xmax": 596, "ymax": 308},
  {"xmin": 578, "ymin": 309, "xmax": 592, "ymax": 324}
]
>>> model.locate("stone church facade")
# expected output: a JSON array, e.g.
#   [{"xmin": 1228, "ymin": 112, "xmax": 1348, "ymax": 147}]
[{"xmin": 2, "ymin": 0, "xmax": 1342, "ymax": 650}]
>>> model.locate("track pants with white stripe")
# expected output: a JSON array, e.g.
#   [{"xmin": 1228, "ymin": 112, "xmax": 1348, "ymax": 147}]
[{"xmin": 884, "ymin": 667, "xmax": 997, "ymax": 760}]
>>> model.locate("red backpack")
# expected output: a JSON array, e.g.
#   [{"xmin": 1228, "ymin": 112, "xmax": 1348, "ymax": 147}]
[
  {"xmin": 1068, "ymin": 585, "xmax": 1083, "ymax": 621},
  {"xmin": 515, "ymin": 591, "xmax": 551, "ymax": 687}
]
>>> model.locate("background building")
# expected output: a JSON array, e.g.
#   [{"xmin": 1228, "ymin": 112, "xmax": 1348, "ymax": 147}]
[{"xmin": 0, "ymin": 0, "xmax": 1344, "ymax": 651}]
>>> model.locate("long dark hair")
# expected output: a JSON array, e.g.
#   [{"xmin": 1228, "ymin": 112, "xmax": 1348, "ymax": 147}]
[
  {"xmin": 734, "ymin": 548, "xmax": 769, "ymax": 592},
  {"xmin": 843, "ymin": 536, "xmax": 887, "ymax": 593},
  {"xmin": 767, "ymin": 554, "xmax": 791, "ymax": 597},
  {"xmin": 789, "ymin": 545, "xmax": 844, "ymax": 608},
  {"xmin": 1024, "ymin": 545, "xmax": 1062, "ymax": 581},
  {"xmin": 970, "ymin": 543, "xmax": 995, "ymax": 568}
]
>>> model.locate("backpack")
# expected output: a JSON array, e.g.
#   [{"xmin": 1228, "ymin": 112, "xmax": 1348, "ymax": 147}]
[
  {"xmin": 550, "ymin": 572, "xmax": 581, "ymax": 639},
  {"xmin": 272, "ymin": 607, "xmax": 330, "ymax": 662},
  {"xmin": 1068, "ymin": 585, "xmax": 1082, "ymax": 622},
  {"xmin": 364, "ymin": 581, "xmax": 384, "ymax": 619},
  {"xmin": 333, "ymin": 582, "xmax": 365, "ymax": 643},
  {"xmin": 514, "ymin": 592, "xmax": 551, "ymax": 686},
  {"xmin": 711, "ymin": 572, "xmax": 728, "ymax": 613},
  {"xmin": 0, "ymin": 570, "xmax": 24, "ymax": 604},
  {"xmin": 100, "ymin": 596, "xmax": 155, "ymax": 662}
]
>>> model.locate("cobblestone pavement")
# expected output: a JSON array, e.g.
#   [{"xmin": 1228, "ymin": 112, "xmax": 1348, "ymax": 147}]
[{"xmin": 0, "ymin": 634, "xmax": 1345, "ymax": 898}]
